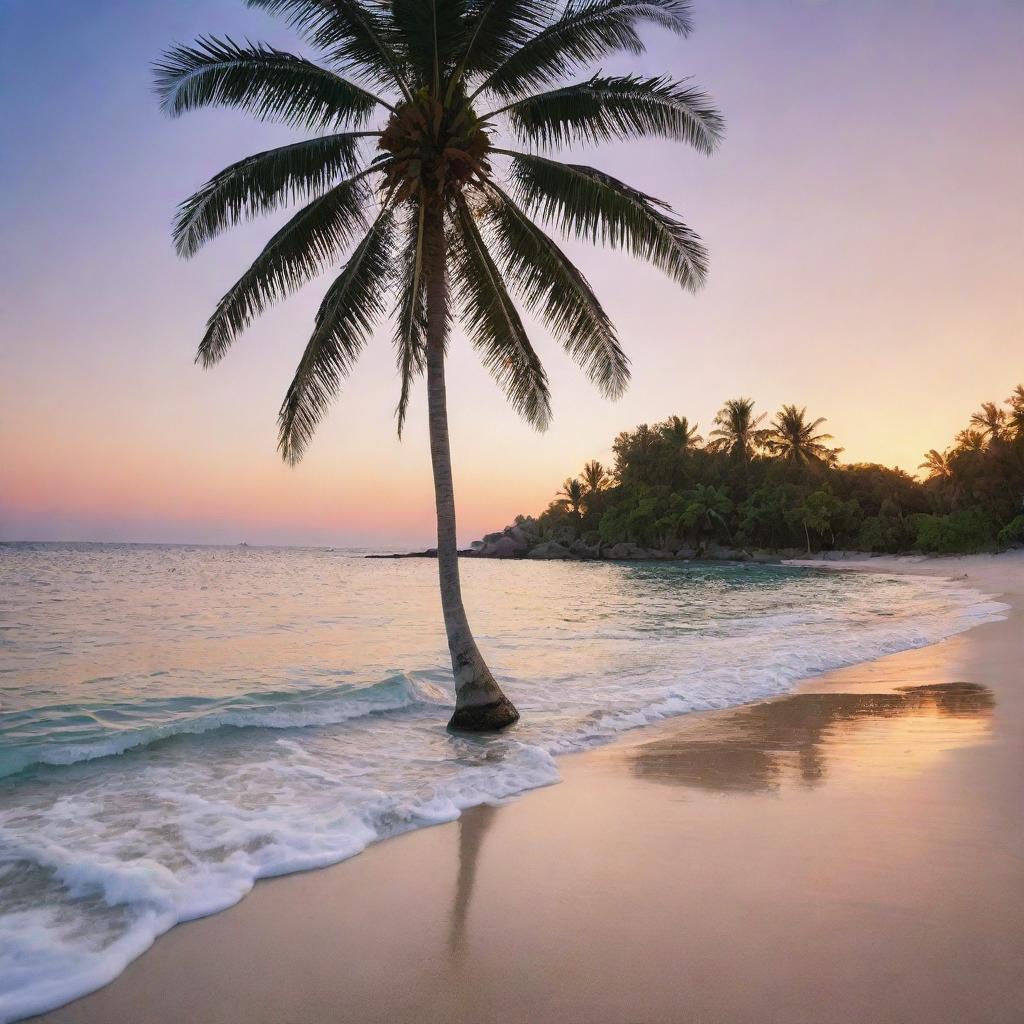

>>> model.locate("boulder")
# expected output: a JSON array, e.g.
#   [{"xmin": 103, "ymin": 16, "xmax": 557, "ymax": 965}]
[
  {"xmin": 527, "ymin": 540, "xmax": 571, "ymax": 560},
  {"xmin": 481, "ymin": 535, "xmax": 526, "ymax": 558},
  {"xmin": 507, "ymin": 525, "xmax": 535, "ymax": 547},
  {"xmin": 704, "ymin": 544, "xmax": 749, "ymax": 561},
  {"xmin": 605, "ymin": 542, "xmax": 640, "ymax": 560},
  {"xmin": 674, "ymin": 546, "xmax": 696, "ymax": 560},
  {"xmin": 570, "ymin": 539, "xmax": 600, "ymax": 559}
]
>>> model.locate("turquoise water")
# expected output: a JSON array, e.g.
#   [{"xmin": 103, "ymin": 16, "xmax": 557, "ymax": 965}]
[{"xmin": 0, "ymin": 543, "xmax": 1005, "ymax": 1021}]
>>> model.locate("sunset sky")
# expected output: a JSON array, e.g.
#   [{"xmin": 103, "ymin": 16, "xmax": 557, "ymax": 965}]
[{"xmin": 2, "ymin": 0, "xmax": 1022, "ymax": 547}]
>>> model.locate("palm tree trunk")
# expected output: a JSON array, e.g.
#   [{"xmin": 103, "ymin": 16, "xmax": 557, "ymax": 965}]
[{"xmin": 424, "ymin": 208, "xmax": 519, "ymax": 732}]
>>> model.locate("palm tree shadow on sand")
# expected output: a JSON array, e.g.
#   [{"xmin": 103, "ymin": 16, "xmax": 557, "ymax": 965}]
[
  {"xmin": 447, "ymin": 804, "xmax": 500, "ymax": 962},
  {"xmin": 629, "ymin": 682, "xmax": 994, "ymax": 794}
]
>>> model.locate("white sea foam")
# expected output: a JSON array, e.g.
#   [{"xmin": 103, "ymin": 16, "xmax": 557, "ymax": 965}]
[{"xmin": 0, "ymin": 544, "xmax": 1008, "ymax": 1023}]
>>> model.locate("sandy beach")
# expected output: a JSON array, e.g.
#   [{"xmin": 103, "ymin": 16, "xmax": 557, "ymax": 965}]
[{"xmin": 35, "ymin": 553, "xmax": 1023, "ymax": 1024}]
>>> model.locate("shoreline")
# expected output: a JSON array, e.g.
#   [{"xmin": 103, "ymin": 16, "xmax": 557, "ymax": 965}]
[{"xmin": 34, "ymin": 551, "xmax": 1024, "ymax": 1024}]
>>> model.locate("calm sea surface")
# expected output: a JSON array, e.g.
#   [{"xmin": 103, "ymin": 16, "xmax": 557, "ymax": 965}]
[{"xmin": 0, "ymin": 543, "xmax": 1006, "ymax": 1021}]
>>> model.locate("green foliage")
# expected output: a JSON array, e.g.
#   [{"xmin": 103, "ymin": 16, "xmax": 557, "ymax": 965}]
[
  {"xmin": 911, "ymin": 512, "xmax": 994, "ymax": 554},
  {"xmin": 520, "ymin": 385, "xmax": 1024, "ymax": 555},
  {"xmin": 855, "ymin": 516, "xmax": 909, "ymax": 554},
  {"xmin": 997, "ymin": 515, "xmax": 1024, "ymax": 548}
]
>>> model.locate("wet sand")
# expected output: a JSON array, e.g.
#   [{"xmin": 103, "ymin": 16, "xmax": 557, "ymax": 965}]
[{"xmin": 38, "ymin": 554, "xmax": 1024, "ymax": 1024}]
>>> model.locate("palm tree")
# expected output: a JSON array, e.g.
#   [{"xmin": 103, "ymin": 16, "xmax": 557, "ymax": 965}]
[
  {"xmin": 679, "ymin": 483, "xmax": 731, "ymax": 548},
  {"xmin": 155, "ymin": 0, "xmax": 722, "ymax": 731},
  {"xmin": 954, "ymin": 428, "xmax": 987, "ymax": 453},
  {"xmin": 919, "ymin": 448, "xmax": 953, "ymax": 481},
  {"xmin": 766, "ymin": 405, "xmax": 840, "ymax": 466},
  {"xmin": 1008, "ymin": 385, "xmax": 1024, "ymax": 440},
  {"xmin": 557, "ymin": 477, "xmax": 586, "ymax": 518},
  {"xmin": 969, "ymin": 402, "xmax": 1008, "ymax": 445},
  {"xmin": 708, "ymin": 398, "xmax": 765, "ymax": 463},
  {"xmin": 658, "ymin": 414, "xmax": 702, "ymax": 454},
  {"xmin": 580, "ymin": 459, "xmax": 609, "ymax": 495}
]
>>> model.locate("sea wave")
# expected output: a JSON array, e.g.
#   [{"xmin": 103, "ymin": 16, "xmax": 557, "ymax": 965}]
[{"xmin": 0, "ymin": 675, "xmax": 452, "ymax": 780}]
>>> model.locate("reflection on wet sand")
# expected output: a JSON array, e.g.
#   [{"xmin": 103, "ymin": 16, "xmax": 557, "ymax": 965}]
[
  {"xmin": 448, "ymin": 804, "xmax": 499, "ymax": 960},
  {"xmin": 630, "ymin": 682, "xmax": 994, "ymax": 793}
]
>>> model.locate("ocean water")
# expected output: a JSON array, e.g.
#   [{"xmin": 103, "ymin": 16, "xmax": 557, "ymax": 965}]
[{"xmin": 0, "ymin": 542, "xmax": 1007, "ymax": 1021}]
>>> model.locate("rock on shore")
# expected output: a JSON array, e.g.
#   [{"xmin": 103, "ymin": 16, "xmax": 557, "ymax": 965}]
[{"xmin": 364, "ymin": 518, "xmax": 882, "ymax": 564}]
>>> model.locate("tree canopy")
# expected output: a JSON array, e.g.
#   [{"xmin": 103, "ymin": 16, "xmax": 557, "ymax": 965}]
[{"xmin": 523, "ymin": 387, "xmax": 1024, "ymax": 555}]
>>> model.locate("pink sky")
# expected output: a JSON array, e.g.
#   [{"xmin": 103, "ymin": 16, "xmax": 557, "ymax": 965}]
[{"xmin": 2, "ymin": 1, "xmax": 1022, "ymax": 546}]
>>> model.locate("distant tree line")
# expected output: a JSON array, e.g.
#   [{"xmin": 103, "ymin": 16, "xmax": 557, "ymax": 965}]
[{"xmin": 528, "ymin": 386, "xmax": 1024, "ymax": 555}]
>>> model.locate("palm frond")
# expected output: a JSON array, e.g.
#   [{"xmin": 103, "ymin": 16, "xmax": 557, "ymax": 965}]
[
  {"xmin": 481, "ymin": 181, "xmax": 628, "ymax": 397},
  {"xmin": 198, "ymin": 169, "xmax": 375, "ymax": 367},
  {"xmin": 394, "ymin": 202, "xmax": 429, "ymax": 435},
  {"xmin": 174, "ymin": 133, "xmax": 373, "ymax": 258},
  {"xmin": 475, "ymin": 0, "xmax": 694, "ymax": 100},
  {"xmin": 455, "ymin": 0, "xmax": 554, "ymax": 83},
  {"xmin": 493, "ymin": 74, "xmax": 722, "ymax": 153},
  {"xmin": 154, "ymin": 36, "xmax": 388, "ymax": 129},
  {"xmin": 501, "ymin": 150, "xmax": 708, "ymax": 289},
  {"xmin": 451, "ymin": 196, "xmax": 552, "ymax": 430},
  {"xmin": 389, "ymin": 0, "xmax": 468, "ymax": 87},
  {"xmin": 278, "ymin": 207, "xmax": 397, "ymax": 463},
  {"xmin": 246, "ymin": 0, "xmax": 413, "ymax": 100}
]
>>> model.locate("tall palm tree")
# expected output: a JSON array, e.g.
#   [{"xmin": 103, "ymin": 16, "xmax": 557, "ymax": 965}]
[
  {"xmin": 155, "ymin": 0, "xmax": 722, "ymax": 731},
  {"xmin": 918, "ymin": 448, "xmax": 953, "ymax": 481},
  {"xmin": 580, "ymin": 459, "xmax": 609, "ymax": 494},
  {"xmin": 557, "ymin": 477, "xmax": 586, "ymax": 518},
  {"xmin": 658, "ymin": 414, "xmax": 702, "ymax": 454},
  {"xmin": 708, "ymin": 398, "xmax": 765, "ymax": 463},
  {"xmin": 765, "ymin": 405, "xmax": 840, "ymax": 466},
  {"xmin": 1008, "ymin": 385, "xmax": 1024, "ymax": 440},
  {"xmin": 969, "ymin": 401, "xmax": 1008, "ymax": 445}
]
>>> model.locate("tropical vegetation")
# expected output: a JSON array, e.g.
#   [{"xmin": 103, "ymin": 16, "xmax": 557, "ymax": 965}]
[
  {"xmin": 155, "ymin": 0, "xmax": 721, "ymax": 729},
  {"xmin": 515, "ymin": 386, "xmax": 1024, "ymax": 556}
]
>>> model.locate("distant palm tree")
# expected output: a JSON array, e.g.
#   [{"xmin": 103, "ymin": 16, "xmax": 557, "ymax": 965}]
[
  {"xmin": 969, "ymin": 402, "xmax": 1008, "ymax": 445},
  {"xmin": 708, "ymin": 398, "xmax": 765, "ymax": 462},
  {"xmin": 1008, "ymin": 385, "xmax": 1024, "ymax": 439},
  {"xmin": 581, "ymin": 460, "xmax": 609, "ymax": 495},
  {"xmin": 954, "ymin": 428, "xmax": 987, "ymax": 453},
  {"xmin": 919, "ymin": 448, "xmax": 953, "ymax": 481},
  {"xmin": 679, "ymin": 483, "xmax": 731, "ymax": 547},
  {"xmin": 658, "ymin": 414, "xmax": 702, "ymax": 454},
  {"xmin": 155, "ymin": 0, "xmax": 722, "ymax": 731},
  {"xmin": 766, "ymin": 405, "xmax": 841, "ymax": 466},
  {"xmin": 557, "ymin": 477, "xmax": 586, "ymax": 518}
]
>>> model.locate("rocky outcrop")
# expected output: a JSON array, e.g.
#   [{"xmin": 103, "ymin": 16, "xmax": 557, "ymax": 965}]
[
  {"xmin": 478, "ymin": 534, "xmax": 526, "ymax": 558},
  {"xmin": 527, "ymin": 541, "xmax": 572, "ymax": 560},
  {"xmin": 570, "ymin": 539, "xmax": 601, "ymax": 559},
  {"xmin": 604, "ymin": 542, "xmax": 642, "ymax": 560}
]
